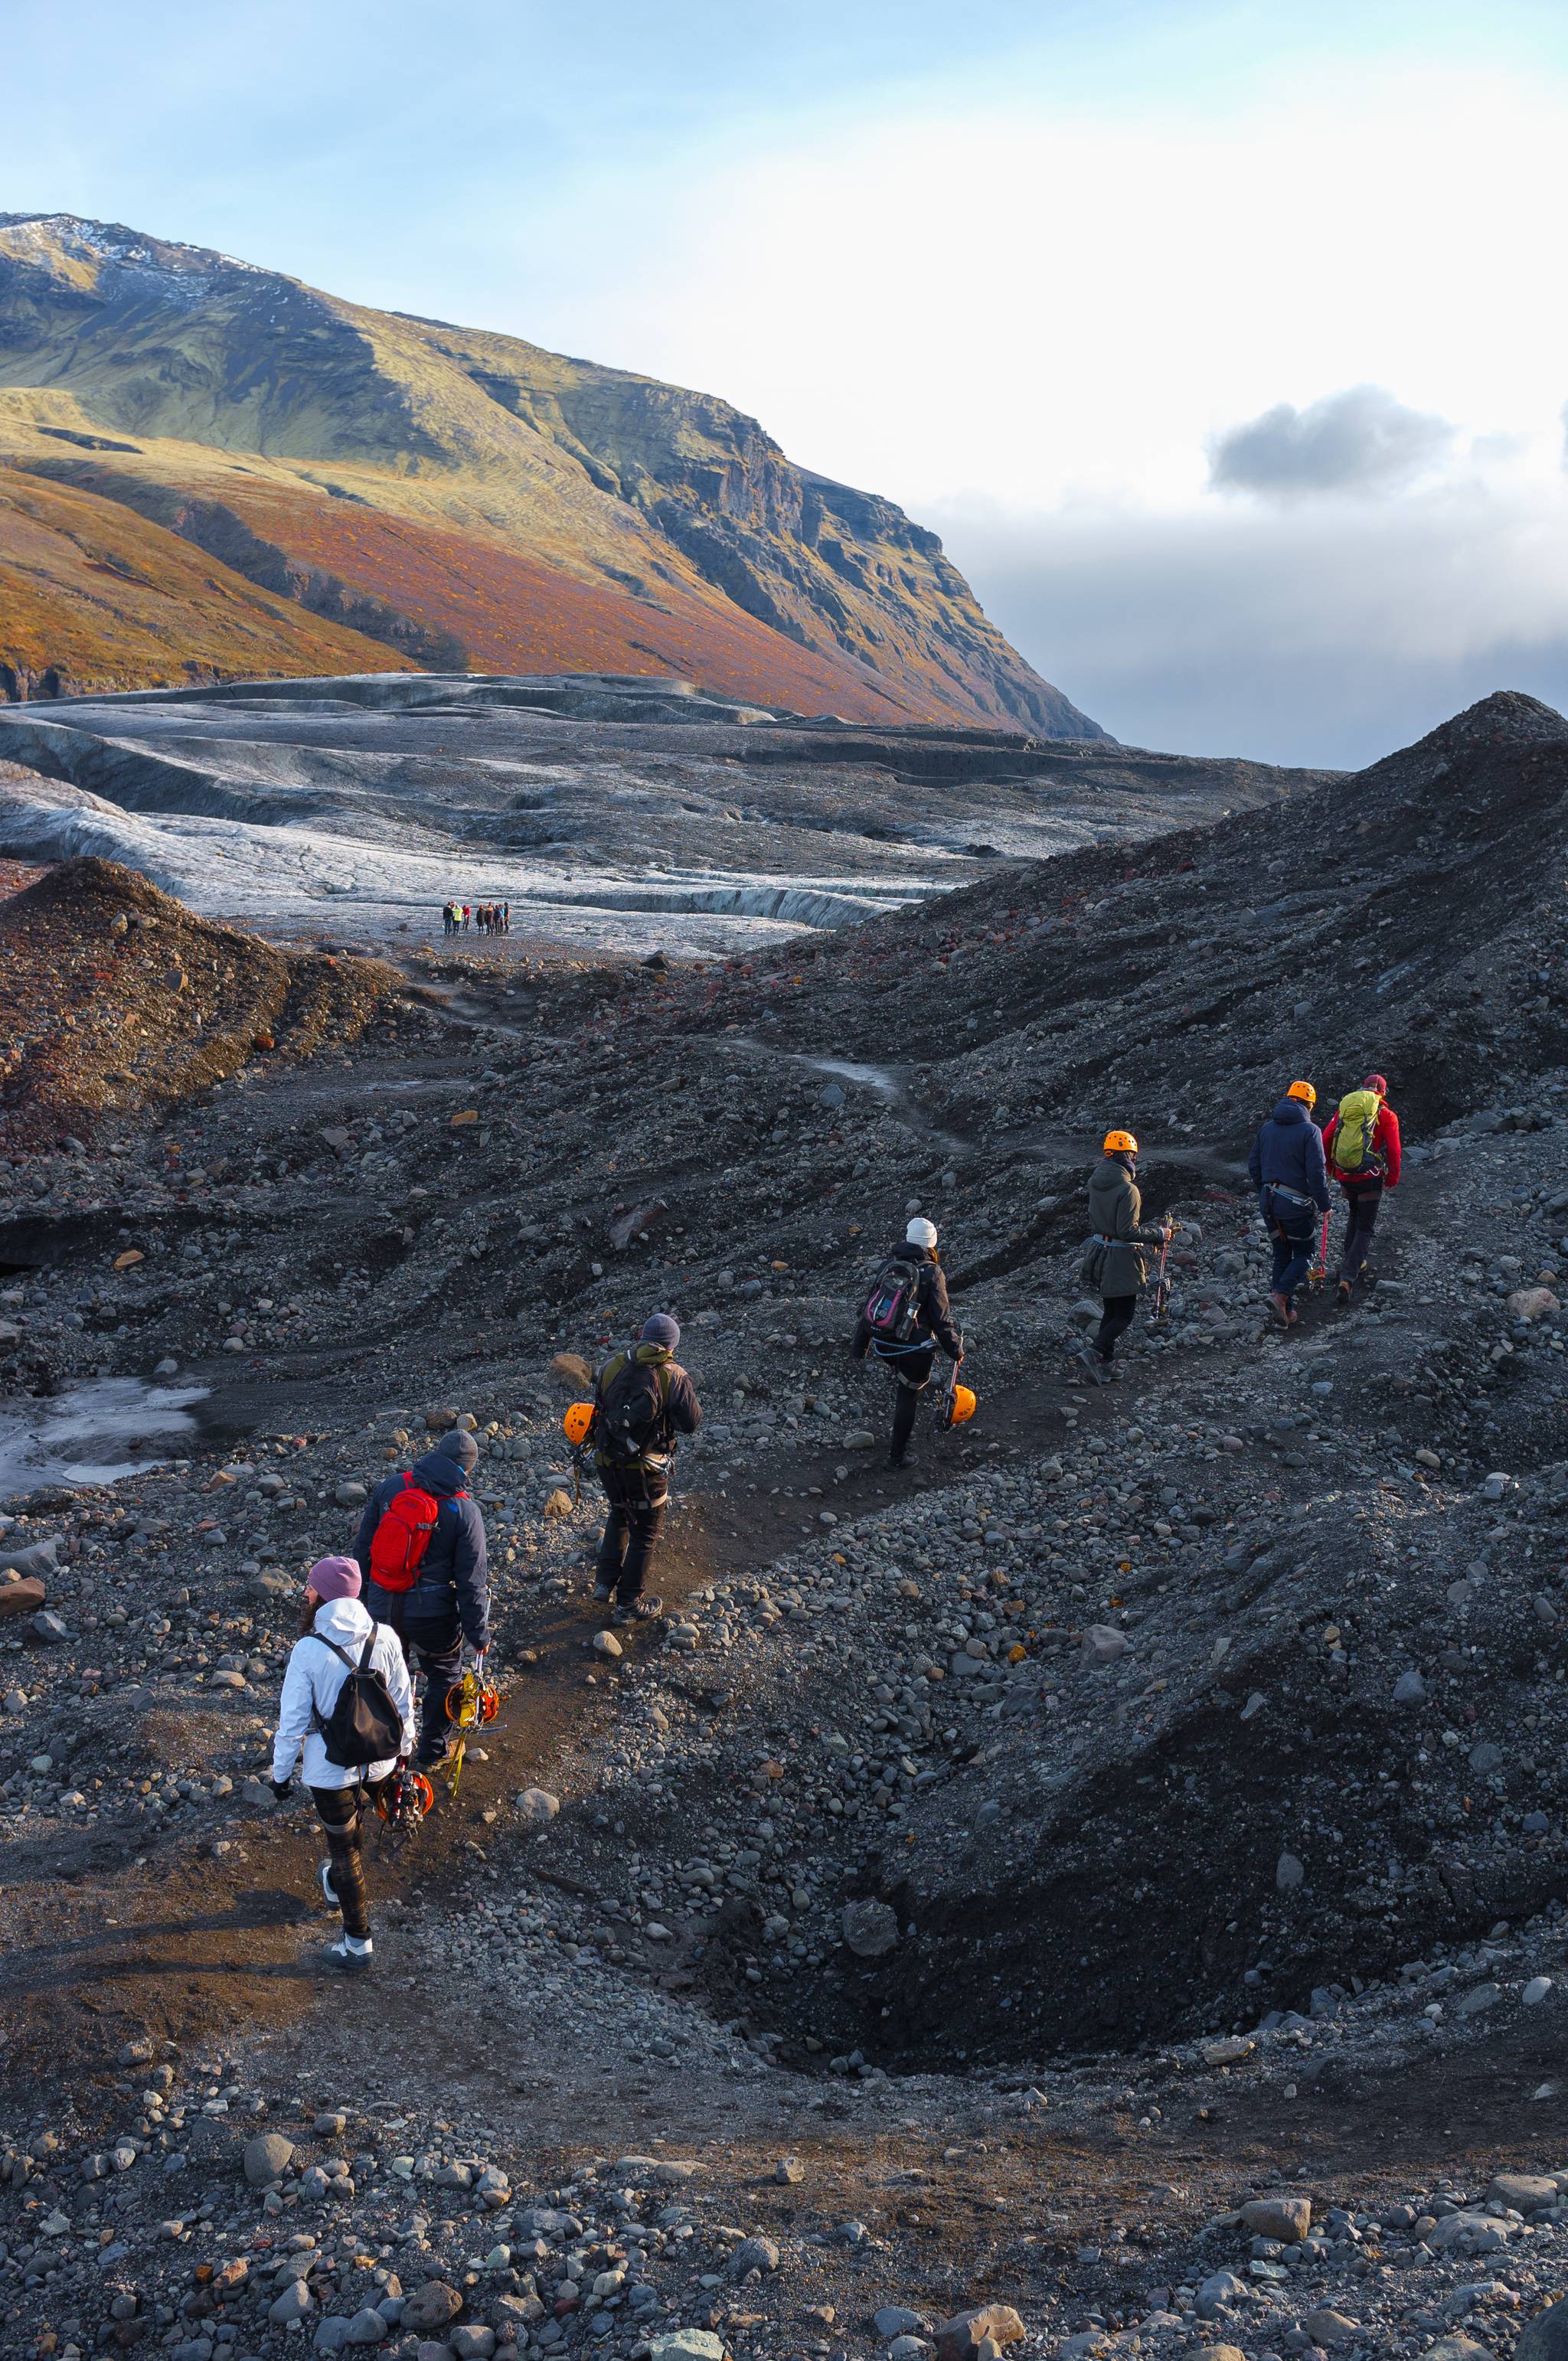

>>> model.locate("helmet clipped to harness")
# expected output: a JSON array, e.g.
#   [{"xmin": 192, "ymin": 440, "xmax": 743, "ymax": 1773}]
[
  {"xmin": 375, "ymin": 1764, "xmax": 435, "ymax": 1829},
  {"xmin": 563, "ymin": 1402, "xmax": 596, "ymax": 1447}
]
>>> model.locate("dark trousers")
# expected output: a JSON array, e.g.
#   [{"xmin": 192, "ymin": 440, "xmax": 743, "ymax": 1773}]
[
  {"xmin": 1338, "ymin": 1185, "xmax": 1382, "ymax": 1282},
  {"xmin": 310, "ymin": 1778, "xmax": 392, "ymax": 1939},
  {"xmin": 1267, "ymin": 1203, "xmax": 1318, "ymax": 1301},
  {"xmin": 366, "ymin": 1582, "xmax": 462, "ymax": 1763},
  {"xmin": 878, "ymin": 1342, "xmax": 936, "ymax": 1462},
  {"xmin": 596, "ymin": 1483, "xmax": 668, "ymax": 1600},
  {"xmin": 1095, "ymin": 1294, "xmax": 1137, "ymax": 1360}
]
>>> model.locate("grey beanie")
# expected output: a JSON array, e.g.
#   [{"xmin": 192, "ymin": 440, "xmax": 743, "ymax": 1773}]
[
  {"xmin": 439, "ymin": 1429, "xmax": 479, "ymax": 1471},
  {"xmin": 641, "ymin": 1312, "xmax": 681, "ymax": 1350}
]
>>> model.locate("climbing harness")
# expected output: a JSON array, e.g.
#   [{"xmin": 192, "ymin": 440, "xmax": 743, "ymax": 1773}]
[{"xmin": 443, "ymin": 1653, "xmax": 500, "ymax": 1796}]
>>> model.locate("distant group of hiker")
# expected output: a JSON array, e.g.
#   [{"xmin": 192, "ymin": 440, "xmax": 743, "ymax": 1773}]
[
  {"xmin": 442, "ymin": 900, "xmax": 511, "ymax": 936},
  {"xmin": 266, "ymin": 1069, "xmax": 1401, "ymax": 1967}
]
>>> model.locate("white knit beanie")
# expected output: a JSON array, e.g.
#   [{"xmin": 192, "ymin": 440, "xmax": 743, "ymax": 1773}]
[{"xmin": 906, "ymin": 1216, "xmax": 938, "ymax": 1249}]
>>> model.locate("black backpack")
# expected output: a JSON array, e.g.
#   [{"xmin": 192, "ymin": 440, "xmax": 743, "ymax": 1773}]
[
  {"xmin": 308, "ymin": 1631, "xmax": 403, "ymax": 1768},
  {"xmin": 596, "ymin": 1352, "xmax": 675, "ymax": 1467},
  {"xmin": 863, "ymin": 1251, "xmax": 924, "ymax": 1344}
]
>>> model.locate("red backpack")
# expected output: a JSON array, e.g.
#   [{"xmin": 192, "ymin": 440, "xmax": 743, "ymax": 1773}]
[{"xmin": 368, "ymin": 1474, "xmax": 449, "ymax": 1593}]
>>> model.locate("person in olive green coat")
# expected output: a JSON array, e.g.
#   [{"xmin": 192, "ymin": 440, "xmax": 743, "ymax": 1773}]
[{"xmin": 1076, "ymin": 1129, "xmax": 1169, "ymax": 1382}]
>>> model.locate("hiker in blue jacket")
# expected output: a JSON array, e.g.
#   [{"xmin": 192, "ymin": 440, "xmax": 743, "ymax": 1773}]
[
  {"xmin": 352, "ymin": 1432, "xmax": 490, "ymax": 1766},
  {"xmin": 1247, "ymin": 1079, "xmax": 1330, "ymax": 1327}
]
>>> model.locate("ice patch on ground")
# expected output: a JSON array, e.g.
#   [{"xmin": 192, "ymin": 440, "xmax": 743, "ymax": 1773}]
[{"xmin": 0, "ymin": 1379, "xmax": 210, "ymax": 1496}]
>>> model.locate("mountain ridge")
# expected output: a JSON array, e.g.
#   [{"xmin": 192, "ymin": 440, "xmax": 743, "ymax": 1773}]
[{"xmin": 0, "ymin": 212, "xmax": 1105, "ymax": 736}]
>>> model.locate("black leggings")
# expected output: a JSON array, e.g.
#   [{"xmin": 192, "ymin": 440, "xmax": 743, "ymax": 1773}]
[
  {"xmin": 1338, "ymin": 1186, "xmax": 1382, "ymax": 1282},
  {"xmin": 1095, "ymin": 1295, "xmax": 1137, "ymax": 1360},
  {"xmin": 309, "ymin": 1778, "xmax": 392, "ymax": 1939}
]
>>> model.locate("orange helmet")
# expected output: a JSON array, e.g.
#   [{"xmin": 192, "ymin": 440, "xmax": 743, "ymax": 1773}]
[
  {"xmin": 446, "ymin": 1674, "xmax": 500, "ymax": 1726},
  {"xmin": 1286, "ymin": 1079, "xmax": 1316, "ymax": 1105},
  {"xmin": 1103, "ymin": 1129, "xmax": 1138, "ymax": 1154},
  {"xmin": 563, "ymin": 1401, "xmax": 595, "ymax": 1446},
  {"xmin": 944, "ymin": 1382, "xmax": 978, "ymax": 1429},
  {"xmin": 375, "ymin": 1767, "xmax": 434, "ymax": 1826}
]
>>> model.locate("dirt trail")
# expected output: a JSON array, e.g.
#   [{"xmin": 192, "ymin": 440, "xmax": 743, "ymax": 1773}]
[{"xmin": 0, "ymin": 1360, "xmax": 1094, "ymax": 2108}]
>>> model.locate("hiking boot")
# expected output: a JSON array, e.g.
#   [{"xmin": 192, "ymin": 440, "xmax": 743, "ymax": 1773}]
[
  {"xmin": 1099, "ymin": 1361, "xmax": 1123, "ymax": 1382},
  {"xmin": 325, "ymin": 1933, "xmax": 373, "ymax": 1973},
  {"xmin": 318, "ymin": 1860, "xmax": 338, "ymax": 1911},
  {"xmin": 886, "ymin": 1451, "xmax": 917, "ymax": 1469},
  {"xmin": 1268, "ymin": 1292, "xmax": 1295, "ymax": 1327},
  {"xmin": 613, "ymin": 1594, "xmax": 664, "ymax": 1624},
  {"xmin": 416, "ymin": 1741, "xmax": 451, "ymax": 1772},
  {"xmin": 1335, "ymin": 1279, "xmax": 1353, "ymax": 1307},
  {"xmin": 592, "ymin": 1579, "xmax": 615, "ymax": 1604}
]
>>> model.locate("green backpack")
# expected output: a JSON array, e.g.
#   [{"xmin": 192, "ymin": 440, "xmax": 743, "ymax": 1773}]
[{"xmin": 1334, "ymin": 1088, "xmax": 1384, "ymax": 1177}]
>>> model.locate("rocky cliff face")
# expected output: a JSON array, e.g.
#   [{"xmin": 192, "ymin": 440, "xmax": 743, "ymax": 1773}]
[{"xmin": 0, "ymin": 214, "xmax": 1106, "ymax": 736}]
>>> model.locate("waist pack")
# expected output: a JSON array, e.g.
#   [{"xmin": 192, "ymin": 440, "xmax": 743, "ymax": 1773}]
[
  {"xmin": 1333, "ymin": 1088, "xmax": 1385, "ymax": 1178},
  {"xmin": 368, "ymin": 1473, "xmax": 449, "ymax": 1594},
  {"xmin": 308, "ymin": 1631, "xmax": 403, "ymax": 1768},
  {"xmin": 864, "ymin": 1253, "xmax": 924, "ymax": 1345},
  {"xmin": 596, "ymin": 1352, "xmax": 675, "ymax": 1468},
  {"xmin": 1079, "ymin": 1236, "xmax": 1110, "ymax": 1291}
]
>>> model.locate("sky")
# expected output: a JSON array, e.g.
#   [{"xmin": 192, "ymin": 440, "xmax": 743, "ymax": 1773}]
[{"xmin": 8, "ymin": 0, "xmax": 1568, "ymax": 763}]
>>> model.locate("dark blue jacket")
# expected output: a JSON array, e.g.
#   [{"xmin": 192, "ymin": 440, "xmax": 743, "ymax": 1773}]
[
  {"xmin": 353, "ymin": 1448, "xmax": 490, "ymax": 1651},
  {"xmin": 1248, "ymin": 1098, "xmax": 1330, "ymax": 1216}
]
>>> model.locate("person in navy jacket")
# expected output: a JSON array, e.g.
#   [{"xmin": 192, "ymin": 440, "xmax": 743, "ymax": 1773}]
[
  {"xmin": 1247, "ymin": 1079, "xmax": 1329, "ymax": 1327},
  {"xmin": 352, "ymin": 1432, "xmax": 490, "ymax": 1766}
]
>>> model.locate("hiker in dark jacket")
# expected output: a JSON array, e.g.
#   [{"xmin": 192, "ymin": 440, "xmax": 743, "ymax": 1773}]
[
  {"xmin": 352, "ymin": 1432, "xmax": 490, "ymax": 1765},
  {"xmin": 1247, "ymin": 1080, "xmax": 1330, "ymax": 1326},
  {"xmin": 852, "ymin": 1217, "xmax": 964, "ymax": 1468},
  {"xmin": 1076, "ymin": 1131, "xmax": 1168, "ymax": 1381},
  {"xmin": 591, "ymin": 1313, "xmax": 701, "ymax": 1621}
]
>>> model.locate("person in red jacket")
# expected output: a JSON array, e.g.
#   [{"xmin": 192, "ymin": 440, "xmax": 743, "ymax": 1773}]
[{"xmin": 1322, "ymin": 1072, "xmax": 1401, "ymax": 1304}]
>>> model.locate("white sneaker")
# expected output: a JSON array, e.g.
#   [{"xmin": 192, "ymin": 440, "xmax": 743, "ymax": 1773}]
[
  {"xmin": 318, "ymin": 1860, "xmax": 338, "ymax": 1909},
  {"xmin": 326, "ymin": 1933, "xmax": 373, "ymax": 1972}
]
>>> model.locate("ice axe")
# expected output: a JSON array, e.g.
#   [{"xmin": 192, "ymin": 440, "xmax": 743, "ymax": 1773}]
[
  {"xmin": 1152, "ymin": 1221, "xmax": 1174, "ymax": 1324},
  {"xmin": 1312, "ymin": 1208, "xmax": 1331, "ymax": 1288}
]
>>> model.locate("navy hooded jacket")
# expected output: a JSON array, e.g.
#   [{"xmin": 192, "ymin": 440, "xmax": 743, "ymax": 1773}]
[
  {"xmin": 1247, "ymin": 1097, "xmax": 1331, "ymax": 1216},
  {"xmin": 352, "ymin": 1447, "xmax": 490, "ymax": 1651}
]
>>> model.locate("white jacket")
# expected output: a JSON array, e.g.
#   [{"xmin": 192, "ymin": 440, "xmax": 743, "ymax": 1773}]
[{"xmin": 272, "ymin": 1597, "xmax": 416, "ymax": 1791}]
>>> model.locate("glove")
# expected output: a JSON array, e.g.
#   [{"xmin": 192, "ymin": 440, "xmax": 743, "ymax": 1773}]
[{"xmin": 270, "ymin": 1778, "xmax": 292, "ymax": 1803}]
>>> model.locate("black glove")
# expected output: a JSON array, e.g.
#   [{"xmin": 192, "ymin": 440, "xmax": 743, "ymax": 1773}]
[{"xmin": 270, "ymin": 1778, "xmax": 292, "ymax": 1802}]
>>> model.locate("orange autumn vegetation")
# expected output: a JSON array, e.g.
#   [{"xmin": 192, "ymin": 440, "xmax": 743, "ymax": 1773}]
[
  {"xmin": 0, "ymin": 472, "xmax": 406, "ymax": 695},
  {"xmin": 220, "ymin": 485, "xmax": 951, "ymax": 723}
]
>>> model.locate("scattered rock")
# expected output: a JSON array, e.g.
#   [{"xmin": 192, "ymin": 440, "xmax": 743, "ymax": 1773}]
[
  {"xmin": 933, "ymin": 2305, "xmax": 1025, "ymax": 2361},
  {"xmin": 243, "ymin": 2132, "xmax": 293, "ymax": 2187},
  {"xmin": 841, "ymin": 1897, "xmax": 900, "ymax": 1958}
]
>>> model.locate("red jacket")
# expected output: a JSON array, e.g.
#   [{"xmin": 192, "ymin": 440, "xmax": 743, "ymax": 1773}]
[{"xmin": 1322, "ymin": 1101, "xmax": 1400, "ymax": 1189}]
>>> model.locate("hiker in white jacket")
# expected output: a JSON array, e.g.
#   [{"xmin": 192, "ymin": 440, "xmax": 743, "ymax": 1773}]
[{"xmin": 272, "ymin": 1556, "xmax": 415, "ymax": 1972}]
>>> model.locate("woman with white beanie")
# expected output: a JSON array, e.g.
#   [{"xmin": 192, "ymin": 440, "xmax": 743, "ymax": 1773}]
[
  {"xmin": 271, "ymin": 1554, "xmax": 416, "ymax": 1971},
  {"xmin": 851, "ymin": 1216, "xmax": 965, "ymax": 1468}
]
